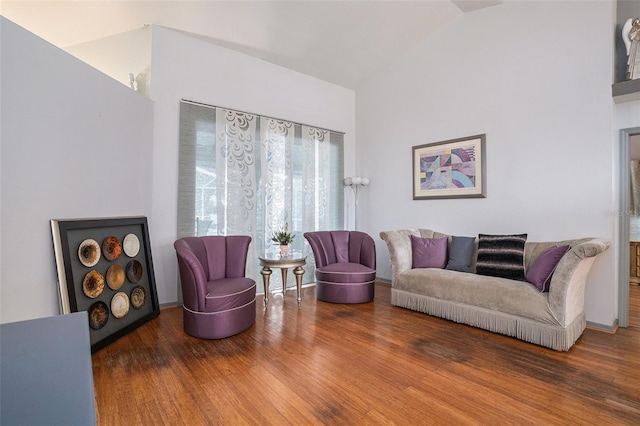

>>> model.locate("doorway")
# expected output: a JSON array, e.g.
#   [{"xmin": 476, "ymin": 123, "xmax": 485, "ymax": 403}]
[
  {"xmin": 630, "ymin": 133, "xmax": 640, "ymax": 327},
  {"xmin": 619, "ymin": 128, "xmax": 640, "ymax": 328}
]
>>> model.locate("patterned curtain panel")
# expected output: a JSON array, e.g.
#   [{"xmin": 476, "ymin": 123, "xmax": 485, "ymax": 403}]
[
  {"xmin": 259, "ymin": 117, "xmax": 294, "ymax": 254},
  {"xmin": 215, "ymin": 109, "xmax": 258, "ymax": 236},
  {"xmin": 178, "ymin": 101, "xmax": 344, "ymax": 292},
  {"xmin": 302, "ymin": 126, "xmax": 329, "ymax": 230}
]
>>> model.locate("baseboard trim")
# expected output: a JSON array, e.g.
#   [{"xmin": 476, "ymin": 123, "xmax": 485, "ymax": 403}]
[
  {"xmin": 160, "ymin": 302, "xmax": 180, "ymax": 309},
  {"xmin": 586, "ymin": 320, "xmax": 618, "ymax": 334}
]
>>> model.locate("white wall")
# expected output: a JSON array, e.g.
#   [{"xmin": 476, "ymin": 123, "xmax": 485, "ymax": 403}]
[
  {"xmin": 66, "ymin": 27, "xmax": 152, "ymax": 96},
  {"xmin": 356, "ymin": 1, "xmax": 618, "ymax": 326},
  {"xmin": 616, "ymin": 101, "xmax": 640, "ymax": 131},
  {"xmin": 0, "ymin": 17, "xmax": 154, "ymax": 323},
  {"xmin": 148, "ymin": 27, "xmax": 356, "ymax": 303}
]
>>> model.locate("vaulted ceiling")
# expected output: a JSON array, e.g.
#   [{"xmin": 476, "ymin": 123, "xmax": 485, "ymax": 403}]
[{"xmin": 0, "ymin": 1, "xmax": 501, "ymax": 89}]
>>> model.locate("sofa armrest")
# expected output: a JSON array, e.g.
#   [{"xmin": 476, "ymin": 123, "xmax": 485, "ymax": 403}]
[{"xmin": 548, "ymin": 238, "xmax": 610, "ymax": 326}]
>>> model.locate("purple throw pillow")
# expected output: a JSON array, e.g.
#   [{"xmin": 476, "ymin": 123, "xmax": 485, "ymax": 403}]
[
  {"xmin": 411, "ymin": 235, "xmax": 448, "ymax": 269},
  {"xmin": 526, "ymin": 245, "xmax": 570, "ymax": 292}
]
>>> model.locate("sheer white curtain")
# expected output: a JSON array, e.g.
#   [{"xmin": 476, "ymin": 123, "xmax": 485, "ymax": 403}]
[
  {"xmin": 259, "ymin": 117, "xmax": 294, "ymax": 254},
  {"xmin": 178, "ymin": 101, "xmax": 344, "ymax": 292},
  {"xmin": 215, "ymin": 109, "xmax": 258, "ymax": 236}
]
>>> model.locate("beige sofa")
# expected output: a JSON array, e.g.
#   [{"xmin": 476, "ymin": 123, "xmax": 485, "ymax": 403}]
[{"xmin": 379, "ymin": 229, "xmax": 610, "ymax": 351}]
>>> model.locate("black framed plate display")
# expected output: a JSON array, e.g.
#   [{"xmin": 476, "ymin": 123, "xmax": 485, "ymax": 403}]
[{"xmin": 51, "ymin": 216, "xmax": 160, "ymax": 353}]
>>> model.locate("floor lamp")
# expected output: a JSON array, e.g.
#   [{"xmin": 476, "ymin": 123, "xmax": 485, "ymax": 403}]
[{"xmin": 344, "ymin": 176, "xmax": 369, "ymax": 230}]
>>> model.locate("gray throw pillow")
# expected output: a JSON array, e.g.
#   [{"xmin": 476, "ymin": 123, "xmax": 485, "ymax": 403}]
[{"xmin": 445, "ymin": 236, "xmax": 475, "ymax": 272}]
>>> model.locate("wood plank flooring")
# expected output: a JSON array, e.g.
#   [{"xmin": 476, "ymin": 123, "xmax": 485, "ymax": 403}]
[{"xmin": 92, "ymin": 283, "xmax": 640, "ymax": 425}]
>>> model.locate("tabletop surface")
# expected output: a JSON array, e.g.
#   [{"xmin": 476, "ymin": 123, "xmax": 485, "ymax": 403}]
[{"xmin": 259, "ymin": 252, "xmax": 306, "ymax": 264}]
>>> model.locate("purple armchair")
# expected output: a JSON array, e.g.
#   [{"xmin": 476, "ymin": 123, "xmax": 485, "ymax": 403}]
[
  {"xmin": 174, "ymin": 235, "xmax": 256, "ymax": 339},
  {"xmin": 304, "ymin": 231, "xmax": 376, "ymax": 304}
]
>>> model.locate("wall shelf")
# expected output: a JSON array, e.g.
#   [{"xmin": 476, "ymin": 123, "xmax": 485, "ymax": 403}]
[{"xmin": 613, "ymin": 79, "xmax": 640, "ymax": 104}]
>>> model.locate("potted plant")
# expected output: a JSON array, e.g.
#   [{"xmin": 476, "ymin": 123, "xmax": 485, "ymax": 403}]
[{"xmin": 272, "ymin": 224, "xmax": 295, "ymax": 255}]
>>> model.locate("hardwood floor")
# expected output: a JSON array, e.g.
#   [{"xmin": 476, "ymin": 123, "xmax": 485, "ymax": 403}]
[{"xmin": 92, "ymin": 283, "xmax": 640, "ymax": 425}]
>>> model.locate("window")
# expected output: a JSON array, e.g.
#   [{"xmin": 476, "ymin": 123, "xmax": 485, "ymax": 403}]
[{"xmin": 178, "ymin": 101, "xmax": 344, "ymax": 289}]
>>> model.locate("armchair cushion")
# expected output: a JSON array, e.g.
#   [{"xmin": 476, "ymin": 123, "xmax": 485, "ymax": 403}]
[{"xmin": 205, "ymin": 277, "xmax": 257, "ymax": 312}]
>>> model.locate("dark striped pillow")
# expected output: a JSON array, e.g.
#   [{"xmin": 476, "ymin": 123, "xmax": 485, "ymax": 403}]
[{"xmin": 475, "ymin": 234, "xmax": 527, "ymax": 281}]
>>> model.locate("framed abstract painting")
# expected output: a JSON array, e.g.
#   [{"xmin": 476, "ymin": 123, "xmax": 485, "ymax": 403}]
[{"xmin": 412, "ymin": 134, "xmax": 486, "ymax": 200}]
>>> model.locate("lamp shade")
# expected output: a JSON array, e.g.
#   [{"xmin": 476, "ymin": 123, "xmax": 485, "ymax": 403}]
[
  {"xmin": 352, "ymin": 177, "xmax": 362, "ymax": 185},
  {"xmin": 361, "ymin": 177, "xmax": 370, "ymax": 186},
  {"xmin": 343, "ymin": 177, "xmax": 353, "ymax": 186}
]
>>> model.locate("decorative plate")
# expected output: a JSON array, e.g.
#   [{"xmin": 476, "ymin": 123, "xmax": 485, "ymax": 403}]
[
  {"xmin": 78, "ymin": 239, "xmax": 101, "ymax": 267},
  {"xmin": 122, "ymin": 233, "xmax": 140, "ymax": 258},
  {"xmin": 106, "ymin": 264, "xmax": 125, "ymax": 290},
  {"xmin": 88, "ymin": 301, "xmax": 109, "ymax": 330},
  {"xmin": 82, "ymin": 270, "xmax": 105, "ymax": 299},
  {"xmin": 111, "ymin": 292, "xmax": 130, "ymax": 319},
  {"xmin": 130, "ymin": 285, "xmax": 146, "ymax": 309},
  {"xmin": 126, "ymin": 260, "xmax": 143, "ymax": 283},
  {"xmin": 102, "ymin": 236, "xmax": 122, "ymax": 261}
]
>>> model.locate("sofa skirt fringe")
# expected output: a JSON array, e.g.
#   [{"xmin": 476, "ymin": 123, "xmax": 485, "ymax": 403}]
[{"xmin": 391, "ymin": 288, "xmax": 585, "ymax": 351}]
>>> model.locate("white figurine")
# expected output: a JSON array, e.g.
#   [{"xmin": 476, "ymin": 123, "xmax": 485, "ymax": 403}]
[{"xmin": 623, "ymin": 18, "xmax": 640, "ymax": 80}]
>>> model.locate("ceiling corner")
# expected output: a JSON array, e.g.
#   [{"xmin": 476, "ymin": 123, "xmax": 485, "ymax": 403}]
[{"xmin": 451, "ymin": 0, "xmax": 502, "ymax": 13}]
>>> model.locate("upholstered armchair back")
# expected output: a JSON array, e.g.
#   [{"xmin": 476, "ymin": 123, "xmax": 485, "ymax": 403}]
[
  {"xmin": 174, "ymin": 235, "xmax": 252, "ymax": 312},
  {"xmin": 304, "ymin": 231, "xmax": 376, "ymax": 269},
  {"xmin": 175, "ymin": 236, "xmax": 251, "ymax": 279}
]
